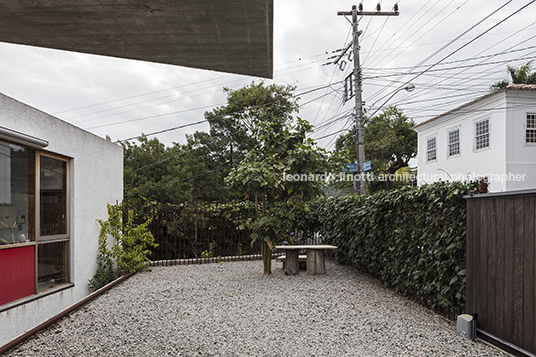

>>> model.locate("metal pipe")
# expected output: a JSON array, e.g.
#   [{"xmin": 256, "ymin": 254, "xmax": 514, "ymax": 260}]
[{"xmin": 0, "ymin": 126, "xmax": 49, "ymax": 148}]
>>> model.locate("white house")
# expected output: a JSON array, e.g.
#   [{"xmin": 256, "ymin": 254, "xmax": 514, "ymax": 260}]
[
  {"xmin": 413, "ymin": 84, "xmax": 536, "ymax": 192},
  {"xmin": 0, "ymin": 92, "xmax": 123, "ymax": 347}
]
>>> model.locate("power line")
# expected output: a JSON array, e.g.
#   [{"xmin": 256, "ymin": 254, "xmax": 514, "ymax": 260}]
[
  {"xmin": 125, "ymin": 166, "xmax": 233, "ymax": 197},
  {"xmin": 312, "ymin": 127, "xmax": 351, "ymax": 142},
  {"xmin": 86, "ymin": 103, "xmax": 225, "ymax": 130},
  {"xmin": 366, "ymin": 0, "xmax": 531, "ymax": 111},
  {"xmin": 116, "ymin": 81, "xmax": 343, "ymax": 143},
  {"xmin": 131, "ymin": 130, "xmax": 242, "ymax": 173},
  {"xmin": 366, "ymin": 0, "xmax": 466, "ymax": 68},
  {"xmin": 363, "ymin": 45, "xmax": 536, "ymax": 72},
  {"xmin": 362, "ymin": 0, "xmax": 436, "ymax": 67},
  {"xmin": 363, "ymin": 55, "xmax": 536, "ymax": 80}
]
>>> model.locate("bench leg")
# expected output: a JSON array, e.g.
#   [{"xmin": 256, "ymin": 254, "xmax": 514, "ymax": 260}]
[
  {"xmin": 306, "ymin": 250, "xmax": 325, "ymax": 275},
  {"xmin": 284, "ymin": 250, "xmax": 299, "ymax": 275}
]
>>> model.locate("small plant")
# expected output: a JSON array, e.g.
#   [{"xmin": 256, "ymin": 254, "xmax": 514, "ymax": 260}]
[
  {"xmin": 89, "ymin": 203, "xmax": 158, "ymax": 291},
  {"xmin": 201, "ymin": 240, "xmax": 218, "ymax": 258},
  {"xmin": 201, "ymin": 250, "xmax": 213, "ymax": 258},
  {"xmin": 236, "ymin": 242, "xmax": 244, "ymax": 256},
  {"xmin": 209, "ymin": 240, "xmax": 217, "ymax": 256},
  {"xmin": 88, "ymin": 233, "xmax": 118, "ymax": 291}
]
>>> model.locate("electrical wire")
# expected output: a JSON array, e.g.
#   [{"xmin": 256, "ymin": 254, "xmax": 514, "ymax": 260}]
[
  {"xmin": 365, "ymin": 0, "xmax": 526, "ymax": 112},
  {"xmin": 125, "ymin": 165, "xmax": 233, "ymax": 197},
  {"xmin": 116, "ymin": 81, "xmax": 343, "ymax": 143}
]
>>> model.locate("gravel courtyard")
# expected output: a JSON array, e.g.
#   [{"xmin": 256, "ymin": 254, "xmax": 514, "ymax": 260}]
[{"xmin": 5, "ymin": 260, "xmax": 508, "ymax": 356}]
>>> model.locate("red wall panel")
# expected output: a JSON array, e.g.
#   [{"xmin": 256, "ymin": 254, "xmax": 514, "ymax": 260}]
[{"xmin": 0, "ymin": 245, "xmax": 36, "ymax": 306}]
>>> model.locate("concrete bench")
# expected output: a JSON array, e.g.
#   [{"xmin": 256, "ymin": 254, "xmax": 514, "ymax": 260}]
[{"xmin": 274, "ymin": 245, "xmax": 337, "ymax": 275}]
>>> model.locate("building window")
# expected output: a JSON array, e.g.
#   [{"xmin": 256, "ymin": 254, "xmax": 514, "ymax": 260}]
[
  {"xmin": 427, "ymin": 137, "xmax": 437, "ymax": 162},
  {"xmin": 0, "ymin": 139, "xmax": 70, "ymax": 306},
  {"xmin": 475, "ymin": 119, "xmax": 489, "ymax": 150},
  {"xmin": 38, "ymin": 154, "xmax": 69, "ymax": 292},
  {"xmin": 40, "ymin": 156, "xmax": 67, "ymax": 237},
  {"xmin": 0, "ymin": 141, "xmax": 35, "ymax": 244},
  {"xmin": 448, "ymin": 129, "xmax": 460, "ymax": 157},
  {"xmin": 526, "ymin": 113, "xmax": 536, "ymax": 143}
]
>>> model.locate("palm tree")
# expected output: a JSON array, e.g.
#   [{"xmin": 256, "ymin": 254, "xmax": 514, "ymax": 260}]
[{"xmin": 490, "ymin": 61, "xmax": 536, "ymax": 91}]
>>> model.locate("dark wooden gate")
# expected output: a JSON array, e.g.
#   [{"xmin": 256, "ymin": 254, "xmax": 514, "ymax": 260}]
[{"xmin": 466, "ymin": 190, "xmax": 535, "ymax": 355}]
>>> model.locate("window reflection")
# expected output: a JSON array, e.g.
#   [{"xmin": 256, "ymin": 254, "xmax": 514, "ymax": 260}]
[
  {"xmin": 38, "ymin": 240, "xmax": 68, "ymax": 291},
  {"xmin": 0, "ymin": 141, "xmax": 35, "ymax": 244},
  {"xmin": 40, "ymin": 156, "xmax": 67, "ymax": 236}
]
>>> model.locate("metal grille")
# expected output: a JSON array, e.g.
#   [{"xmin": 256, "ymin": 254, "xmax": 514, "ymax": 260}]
[
  {"xmin": 475, "ymin": 119, "xmax": 489, "ymax": 150},
  {"xmin": 448, "ymin": 129, "xmax": 460, "ymax": 156}
]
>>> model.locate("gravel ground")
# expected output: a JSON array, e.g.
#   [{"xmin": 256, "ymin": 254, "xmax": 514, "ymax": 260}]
[{"xmin": 5, "ymin": 260, "xmax": 509, "ymax": 357}]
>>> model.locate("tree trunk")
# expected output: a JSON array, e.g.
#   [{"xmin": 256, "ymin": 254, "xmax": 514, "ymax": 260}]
[{"xmin": 261, "ymin": 241, "xmax": 272, "ymax": 275}]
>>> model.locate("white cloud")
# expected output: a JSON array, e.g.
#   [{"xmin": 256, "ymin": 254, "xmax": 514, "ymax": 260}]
[{"xmin": 0, "ymin": 0, "xmax": 534, "ymax": 149}]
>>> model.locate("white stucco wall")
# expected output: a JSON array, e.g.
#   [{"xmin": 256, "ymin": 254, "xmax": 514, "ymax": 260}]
[
  {"xmin": 505, "ymin": 90, "xmax": 536, "ymax": 191},
  {"xmin": 0, "ymin": 93, "xmax": 123, "ymax": 347},
  {"xmin": 415, "ymin": 89, "xmax": 536, "ymax": 192}
]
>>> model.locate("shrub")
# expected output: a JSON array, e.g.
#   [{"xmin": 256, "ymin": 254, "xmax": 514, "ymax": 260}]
[
  {"xmin": 299, "ymin": 181, "xmax": 475, "ymax": 318},
  {"xmin": 88, "ymin": 203, "xmax": 158, "ymax": 291}
]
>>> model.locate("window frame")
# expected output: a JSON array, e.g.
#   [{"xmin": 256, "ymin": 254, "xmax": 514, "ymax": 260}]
[
  {"xmin": 474, "ymin": 118, "xmax": 490, "ymax": 152},
  {"xmin": 426, "ymin": 135, "xmax": 437, "ymax": 163},
  {"xmin": 447, "ymin": 127, "xmax": 461, "ymax": 158},
  {"xmin": 525, "ymin": 112, "xmax": 536, "ymax": 145},
  {"xmin": 0, "ymin": 138, "xmax": 71, "ymax": 306},
  {"xmin": 36, "ymin": 152, "xmax": 70, "ymax": 242},
  {"xmin": 36, "ymin": 152, "xmax": 71, "ymax": 292}
]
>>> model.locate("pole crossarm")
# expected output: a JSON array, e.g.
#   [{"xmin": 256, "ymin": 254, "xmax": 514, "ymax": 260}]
[{"xmin": 337, "ymin": 11, "xmax": 399, "ymax": 16}]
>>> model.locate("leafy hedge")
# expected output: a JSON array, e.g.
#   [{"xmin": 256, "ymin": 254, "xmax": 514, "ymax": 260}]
[{"xmin": 298, "ymin": 181, "xmax": 476, "ymax": 318}]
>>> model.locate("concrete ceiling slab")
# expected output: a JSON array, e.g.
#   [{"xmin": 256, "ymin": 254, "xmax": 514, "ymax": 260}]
[{"xmin": 0, "ymin": 0, "xmax": 273, "ymax": 78}]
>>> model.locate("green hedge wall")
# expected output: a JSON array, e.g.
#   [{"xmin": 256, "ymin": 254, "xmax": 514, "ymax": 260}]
[{"xmin": 299, "ymin": 181, "xmax": 475, "ymax": 318}]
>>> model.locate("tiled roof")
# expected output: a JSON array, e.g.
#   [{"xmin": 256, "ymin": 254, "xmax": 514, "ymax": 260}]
[
  {"xmin": 412, "ymin": 84, "xmax": 536, "ymax": 130},
  {"xmin": 506, "ymin": 84, "xmax": 536, "ymax": 90}
]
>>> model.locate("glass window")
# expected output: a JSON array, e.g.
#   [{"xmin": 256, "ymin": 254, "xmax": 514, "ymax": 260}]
[
  {"xmin": 38, "ymin": 240, "xmax": 68, "ymax": 292},
  {"xmin": 526, "ymin": 113, "xmax": 536, "ymax": 143},
  {"xmin": 475, "ymin": 119, "xmax": 489, "ymax": 150},
  {"xmin": 38, "ymin": 155, "xmax": 69, "ymax": 291},
  {"xmin": 426, "ymin": 137, "xmax": 436, "ymax": 162},
  {"xmin": 448, "ymin": 129, "xmax": 460, "ymax": 157},
  {"xmin": 40, "ymin": 156, "xmax": 67, "ymax": 237},
  {"xmin": 0, "ymin": 139, "xmax": 71, "ymax": 305},
  {"xmin": 0, "ymin": 141, "xmax": 35, "ymax": 245}
]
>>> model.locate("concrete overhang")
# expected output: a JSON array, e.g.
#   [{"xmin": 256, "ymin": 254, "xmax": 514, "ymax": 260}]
[{"xmin": 0, "ymin": 0, "xmax": 273, "ymax": 78}]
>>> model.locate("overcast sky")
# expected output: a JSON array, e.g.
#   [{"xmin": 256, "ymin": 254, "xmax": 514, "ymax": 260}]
[{"xmin": 1, "ymin": 0, "xmax": 535, "ymax": 150}]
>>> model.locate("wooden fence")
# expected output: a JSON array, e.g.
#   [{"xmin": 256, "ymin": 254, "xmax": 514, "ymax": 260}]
[{"xmin": 466, "ymin": 190, "xmax": 535, "ymax": 355}]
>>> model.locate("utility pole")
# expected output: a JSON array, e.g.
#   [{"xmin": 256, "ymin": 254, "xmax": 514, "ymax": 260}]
[{"xmin": 337, "ymin": 4, "xmax": 399, "ymax": 195}]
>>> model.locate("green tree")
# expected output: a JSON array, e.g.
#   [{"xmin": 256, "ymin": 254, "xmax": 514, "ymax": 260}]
[
  {"xmin": 123, "ymin": 135, "xmax": 234, "ymax": 203},
  {"xmin": 334, "ymin": 106, "xmax": 417, "ymax": 192},
  {"xmin": 122, "ymin": 82, "xmax": 301, "ymax": 204},
  {"xmin": 226, "ymin": 118, "xmax": 337, "ymax": 275},
  {"xmin": 490, "ymin": 60, "xmax": 536, "ymax": 91},
  {"xmin": 205, "ymin": 81, "xmax": 300, "ymax": 165}
]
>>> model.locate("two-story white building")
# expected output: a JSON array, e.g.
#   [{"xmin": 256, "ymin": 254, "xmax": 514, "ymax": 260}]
[{"xmin": 413, "ymin": 84, "xmax": 536, "ymax": 192}]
